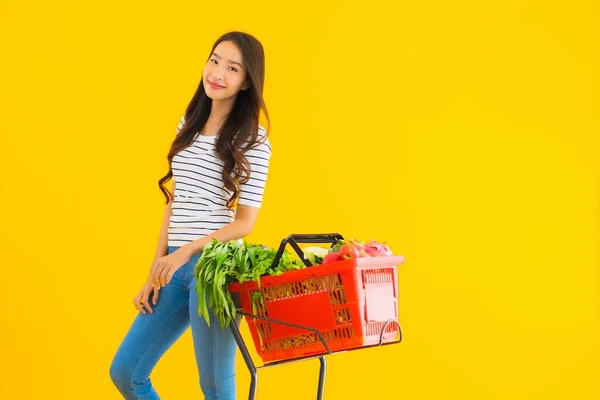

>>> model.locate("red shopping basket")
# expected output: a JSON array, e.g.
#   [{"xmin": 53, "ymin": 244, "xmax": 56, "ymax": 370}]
[{"xmin": 228, "ymin": 233, "xmax": 405, "ymax": 363}]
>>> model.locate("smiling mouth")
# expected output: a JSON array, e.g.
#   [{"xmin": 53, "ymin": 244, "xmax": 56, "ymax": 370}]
[{"xmin": 208, "ymin": 80, "xmax": 225, "ymax": 89}]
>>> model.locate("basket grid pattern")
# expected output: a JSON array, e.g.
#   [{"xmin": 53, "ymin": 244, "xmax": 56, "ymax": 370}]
[{"xmin": 249, "ymin": 273, "xmax": 355, "ymax": 353}]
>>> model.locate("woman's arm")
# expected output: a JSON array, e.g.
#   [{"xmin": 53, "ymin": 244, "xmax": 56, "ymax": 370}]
[
  {"xmin": 180, "ymin": 134, "xmax": 273, "ymax": 258},
  {"xmin": 151, "ymin": 182, "xmax": 175, "ymax": 272},
  {"xmin": 152, "ymin": 205, "xmax": 259, "ymax": 287},
  {"xmin": 180, "ymin": 204, "xmax": 259, "ymax": 257}
]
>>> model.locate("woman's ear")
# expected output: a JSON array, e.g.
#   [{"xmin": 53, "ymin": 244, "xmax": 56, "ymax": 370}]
[{"xmin": 241, "ymin": 81, "xmax": 250, "ymax": 90}]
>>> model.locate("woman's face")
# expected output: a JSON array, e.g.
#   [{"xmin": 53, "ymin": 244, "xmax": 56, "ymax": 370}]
[{"xmin": 203, "ymin": 40, "xmax": 249, "ymax": 101}]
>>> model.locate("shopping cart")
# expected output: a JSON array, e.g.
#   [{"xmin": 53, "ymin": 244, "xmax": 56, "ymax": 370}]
[{"xmin": 228, "ymin": 233, "xmax": 406, "ymax": 400}]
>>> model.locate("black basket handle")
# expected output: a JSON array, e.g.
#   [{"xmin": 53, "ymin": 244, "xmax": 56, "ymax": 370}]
[{"xmin": 271, "ymin": 233, "xmax": 345, "ymax": 269}]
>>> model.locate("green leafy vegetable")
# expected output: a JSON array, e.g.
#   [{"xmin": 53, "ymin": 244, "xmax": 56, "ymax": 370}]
[
  {"xmin": 194, "ymin": 239, "xmax": 306, "ymax": 329},
  {"xmin": 303, "ymin": 247, "xmax": 328, "ymax": 266}
]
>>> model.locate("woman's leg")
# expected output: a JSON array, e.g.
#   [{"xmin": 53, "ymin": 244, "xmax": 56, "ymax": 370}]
[
  {"xmin": 188, "ymin": 276, "xmax": 241, "ymax": 400},
  {"xmin": 110, "ymin": 247, "xmax": 191, "ymax": 400}
]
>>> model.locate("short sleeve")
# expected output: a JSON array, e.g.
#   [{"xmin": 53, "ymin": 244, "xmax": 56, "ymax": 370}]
[
  {"xmin": 176, "ymin": 114, "xmax": 185, "ymax": 135},
  {"xmin": 237, "ymin": 128, "xmax": 272, "ymax": 208}
]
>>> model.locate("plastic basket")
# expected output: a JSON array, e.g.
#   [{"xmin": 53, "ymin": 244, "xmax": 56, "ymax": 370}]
[{"xmin": 228, "ymin": 235, "xmax": 405, "ymax": 363}]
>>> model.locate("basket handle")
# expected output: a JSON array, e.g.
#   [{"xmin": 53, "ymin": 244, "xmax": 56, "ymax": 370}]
[{"xmin": 271, "ymin": 233, "xmax": 345, "ymax": 269}]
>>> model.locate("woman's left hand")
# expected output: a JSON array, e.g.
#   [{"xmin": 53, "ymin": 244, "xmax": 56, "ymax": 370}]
[{"xmin": 152, "ymin": 247, "xmax": 193, "ymax": 287}]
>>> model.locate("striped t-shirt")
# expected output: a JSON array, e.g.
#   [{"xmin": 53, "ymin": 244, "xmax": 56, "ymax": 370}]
[{"xmin": 168, "ymin": 114, "xmax": 272, "ymax": 247}]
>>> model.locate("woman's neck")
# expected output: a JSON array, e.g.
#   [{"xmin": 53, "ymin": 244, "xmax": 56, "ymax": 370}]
[
  {"xmin": 200, "ymin": 98, "xmax": 234, "ymax": 136},
  {"xmin": 206, "ymin": 97, "xmax": 235, "ymax": 127}
]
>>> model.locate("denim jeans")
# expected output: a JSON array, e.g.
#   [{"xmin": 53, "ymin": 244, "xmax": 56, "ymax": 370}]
[{"xmin": 110, "ymin": 246, "xmax": 241, "ymax": 399}]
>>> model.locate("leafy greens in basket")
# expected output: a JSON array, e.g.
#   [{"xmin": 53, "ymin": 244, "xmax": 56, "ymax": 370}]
[{"xmin": 194, "ymin": 239, "xmax": 306, "ymax": 329}]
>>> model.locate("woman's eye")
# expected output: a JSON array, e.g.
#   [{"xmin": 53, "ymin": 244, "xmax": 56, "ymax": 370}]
[
  {"xmin": 210, "ymin": 59, "xmax": 217, "ymax": 64},
  {"xmin": 229, "ymin": 67, "xmax": 238, "ymax": 72}
]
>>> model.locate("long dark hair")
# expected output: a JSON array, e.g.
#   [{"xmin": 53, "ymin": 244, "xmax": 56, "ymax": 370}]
[{"xmin": 158, "ymin": 31, "xmax": 270, "ymax": 208}]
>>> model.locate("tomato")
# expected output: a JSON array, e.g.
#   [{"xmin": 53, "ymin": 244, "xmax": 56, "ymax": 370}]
[
  {"xmin": 322, "ymin": 252, "xmax": 343, "ymax": 264},
  {"xmin": 340, "ymin": 244, "xmax": 360, "ymax": 259}
]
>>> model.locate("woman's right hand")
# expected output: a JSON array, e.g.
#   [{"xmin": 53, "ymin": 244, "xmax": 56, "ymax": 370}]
[{"xmin": 133, "ymin": 277, "xmax": 160, "ymax": 314}]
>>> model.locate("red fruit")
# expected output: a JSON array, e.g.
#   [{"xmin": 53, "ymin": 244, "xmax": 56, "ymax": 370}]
[
  {"xmin": 322, "ymin": 252, "xmax": 343, "ymax": 264},
  {"xmin": 364, "ymin": 246, "xmax": 380, "ymax": 257},
  {"xmin": 365, "ymin": 240, "xmax": 394, "ymax": 256},
  {"xmin": 340, "ymin": 244, "xmax": 360, "ymax": 259}
]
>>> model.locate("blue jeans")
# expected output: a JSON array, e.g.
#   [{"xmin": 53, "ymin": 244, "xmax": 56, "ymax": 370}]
[{"xmin": 110, "ymin": 246, "xmax": 241, "ymax": 399}]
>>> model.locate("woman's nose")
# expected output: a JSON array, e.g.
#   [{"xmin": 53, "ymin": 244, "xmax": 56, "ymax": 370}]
[{"xmin": 213, "ymin": 69, "xmax": 226, "ymax": 81}]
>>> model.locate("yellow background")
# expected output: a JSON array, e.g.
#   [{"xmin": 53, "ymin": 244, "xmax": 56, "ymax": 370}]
[{"xmin": 1, "ymin": 1, "xmax": 598, "ymax": 399}]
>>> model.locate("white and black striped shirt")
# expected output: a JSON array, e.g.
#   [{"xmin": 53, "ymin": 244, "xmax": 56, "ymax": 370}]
[{"xmin": 168, "ymin": 114, "xmax": 272, "ymax": 247}]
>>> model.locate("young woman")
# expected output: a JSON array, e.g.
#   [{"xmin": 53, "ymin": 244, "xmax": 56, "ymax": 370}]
[{"xmin": 110, "ymin": 31, "xmax": 272, "ymax": 400}]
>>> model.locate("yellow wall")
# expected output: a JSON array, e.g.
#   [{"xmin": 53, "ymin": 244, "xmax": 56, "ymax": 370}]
[{"xmin": 1, "ymin": 1, "xmax": 598, "ymax": 399}]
